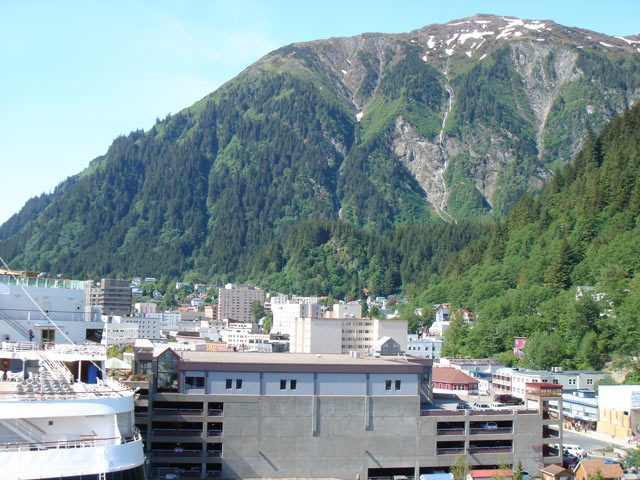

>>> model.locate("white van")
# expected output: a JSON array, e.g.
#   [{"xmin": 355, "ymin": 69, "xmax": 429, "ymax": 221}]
[{"xmin": 564, "ymin": 444, "xmax": 586, "ymax": 458}]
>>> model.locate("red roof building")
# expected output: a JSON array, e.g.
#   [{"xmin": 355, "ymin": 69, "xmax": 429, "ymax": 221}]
[
  {"xmin": 467, "ymin": 469, "xmax": 514, "ymax": 480},
  {"xmin": 432, "ymin": 366, "xmax": 479, "ymax": 394}
]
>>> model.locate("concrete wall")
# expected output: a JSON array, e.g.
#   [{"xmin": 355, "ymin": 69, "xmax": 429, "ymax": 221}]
[
  {"xmin": 217, "ymin": 395, "xmax": 546, "ymax": 479},
  {"xmin": 375, "ymin": 318, "xmax": 408, "ymax": 352}
]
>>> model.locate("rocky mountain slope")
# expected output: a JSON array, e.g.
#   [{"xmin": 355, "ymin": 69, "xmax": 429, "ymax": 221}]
[
  {"xmin": 1, "ymin": 14, "xmax": 639, "ymax": 281},
  {"xmin": 261, "ymin": 14, "xmax": 640, "ymax": 219}
]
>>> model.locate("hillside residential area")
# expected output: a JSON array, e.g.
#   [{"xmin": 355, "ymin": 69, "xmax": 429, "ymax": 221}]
[{"xmin": 1, "ymin": 269, "xmax": 639, "ymax": 479}]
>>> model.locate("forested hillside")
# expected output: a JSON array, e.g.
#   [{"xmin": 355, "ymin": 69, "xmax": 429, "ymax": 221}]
[
  {"xmin": 415, "ymin": 104, "xmax": 640, "ymax": 370},
  {"xmin": 1, "ymin": 15, "xmax": 639, "ymax": 291}
]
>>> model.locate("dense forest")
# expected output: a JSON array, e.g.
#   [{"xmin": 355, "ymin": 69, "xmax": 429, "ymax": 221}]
[
  {"xmin": 1, "ymin": 17, "xmax": 640, "ymax": 375},
  {"xmin": 412, "ymin": 104, "xmax": 640, "ymax": 372}
]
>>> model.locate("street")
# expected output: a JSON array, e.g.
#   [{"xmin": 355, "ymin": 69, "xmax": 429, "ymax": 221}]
[{"xmin": 563, "ymin": 430, "xmax": 630, "ymax": 457}]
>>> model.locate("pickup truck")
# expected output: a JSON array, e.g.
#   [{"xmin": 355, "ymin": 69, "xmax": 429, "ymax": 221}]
[{"xmin": 493, "ymin": 394, "xmax": 524, "ymax": 405}]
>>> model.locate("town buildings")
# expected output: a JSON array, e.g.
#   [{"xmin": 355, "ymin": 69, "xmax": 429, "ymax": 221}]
[
  {"xmin": 562, "ymin": 390, "xmax": 599, "ymax": 431},
  {"xmin": 492, "ymin": 367, "xmax": 608, "ymax": 399},
  {"xmin": 85, "ymin": 278, "xmax": 132, "ymax": 316},
  {"xmin": 407, "ymin": 335, "xmax": 444, "ymax": 359},
  {"xmin": 127, "ymin": 349, "xmax": 560, "ymax": 479},
  {"xmin": 216, "ymin": 284, "xmax": 265, "ymax": 323}
]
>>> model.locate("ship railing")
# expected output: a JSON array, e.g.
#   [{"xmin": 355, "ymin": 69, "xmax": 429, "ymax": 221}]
[
  {"xmin": 0, "ymin": 385, "xmax": 134, "ymax": 401},
  {"xmin": 44, "ymin": 342, "xmax": 106, "ymax": 357},
  {"xmin": 0, "ymin": 431, "xmax": 141, "ymax": 452},
  {"xmin": 0, "ymin": 340, "xmax": 39, "ymax": 352},
  {"xmin": 0, "ymin": 340, "xmax": 74, "ymax": 382}
]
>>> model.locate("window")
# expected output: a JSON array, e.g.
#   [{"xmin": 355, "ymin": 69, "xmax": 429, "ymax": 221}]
[
  {"xmin": 385, "ymin": 380, "xmax": 392, "ymax": 391},
  {"xmin": 290, "ymin": 379, "xmax": 297, "ymax": 390},
  {"xmin": 235, "ymin": 379, "xmax": 243, "ymax": 389},
  {"xmin": 553, "ymin": 379, "xmax": 559, "ymax": 384},
  {"xmin": 185, "ymin": 376, "xmax": 205, "ymax": 389},
  {"xmin": 586, "ymin": 378, "xmax": 593, "ymax": 385},
  {"xmin": 280, "ymin": 379, "xmax": 287, "ymax": 390},
  {"xmin": 395, "ymin": 380, "xmax": 401, "ymax": 390},
  {"xmin": 157, "ymin": 349, "xmax": 179, "ymax": 392}
]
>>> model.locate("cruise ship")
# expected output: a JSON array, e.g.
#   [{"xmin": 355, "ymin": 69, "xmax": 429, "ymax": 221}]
[
  {"xmin": 0, "ymin": 271, "xmax": 146, "ymax": 479},
  {"xmin": 0, "ymin": 340, "xmax": 146, "ymax": 479}
]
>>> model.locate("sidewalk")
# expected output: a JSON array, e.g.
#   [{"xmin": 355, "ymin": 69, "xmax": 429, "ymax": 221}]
[{"xmin": 566, "ymin": 427, "xmax": 638, "ymax": 450}]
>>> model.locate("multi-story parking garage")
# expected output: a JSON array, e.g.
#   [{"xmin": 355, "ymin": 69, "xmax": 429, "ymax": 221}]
[{"xmin": 126, "ymin": 350, "xmax": 562, "ymax": 479}]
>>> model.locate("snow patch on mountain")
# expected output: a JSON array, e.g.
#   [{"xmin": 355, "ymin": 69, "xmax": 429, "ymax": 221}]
[
  {"xmin": 615, "ymin": 36, "xmax": 640, "ymax": 45},
  {"xmin": 446, "ymin": 33, "xmax": 460, "ymax": 46},
  {"xmin": 458, "ymin": 30, "xmax": 495, "ymax": 44}
]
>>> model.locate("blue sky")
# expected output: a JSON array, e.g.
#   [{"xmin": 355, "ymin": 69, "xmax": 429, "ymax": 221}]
[{"xmin": 1, "ymin": 0, "xmax": 639, "ymax": 224}]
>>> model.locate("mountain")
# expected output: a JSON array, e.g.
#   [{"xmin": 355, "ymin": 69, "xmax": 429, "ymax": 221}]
[
  {"xmin": 1, "ymin": 14, "xmax": 639, "ymax": 286},
  {"xmin": 415, "ymin": 102, "xmax": 640, "ymax": 370}
]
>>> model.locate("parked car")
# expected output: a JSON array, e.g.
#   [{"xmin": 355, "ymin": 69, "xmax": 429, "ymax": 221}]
[
  {"xmin": 494, "ymin": 394, "xmax": 524, "ymax": 405},
  {"xmin": 564, "ymin": 444, "xmax": 586, "ymax": 458},
  {"xmin": 484, "ymin": 422, "xmax": 498, "ymax": 430},
  {"xmin": 456, "ymin": 403, "xmax": 472, "ymax": 410},
  {"xmin": 472, "ymin": 402, "xmax": 491, "ymax": 410},
  {"xmin": 489, "ymin": 401, "xmax": 507, "ymax": 409}
]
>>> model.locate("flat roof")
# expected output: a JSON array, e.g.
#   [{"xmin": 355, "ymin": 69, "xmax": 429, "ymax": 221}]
[{"xmin": 172, "ymin": 351, "xmax": 430, "ymax": 374}]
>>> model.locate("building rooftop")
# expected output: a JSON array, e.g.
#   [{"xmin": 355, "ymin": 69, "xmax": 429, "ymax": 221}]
[
  {"xmin": 154, "ymin": 350, "xmax": 430, "ymax": 374},
  {"xmin": 433, "ymin": 367, "xmax": 478, "ymax": 384},
  {"xmin": 469, "ymin": 470, "xmax": 513, "ymax": 479},
  {"xmin": 576, "ymin": 460, "xmax": 624, "ymax": 479},
  {"xmin": 541, "ymin": 465, "xmax": 574, "ymax": 476}
]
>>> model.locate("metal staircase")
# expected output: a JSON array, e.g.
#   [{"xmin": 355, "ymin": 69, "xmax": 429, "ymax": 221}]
[
  {"xmin": 0, "ymin": 309, "xmax": 30, "ymax": 340},
  {"xmin": 35, "ymin": 347, "xmax": 74, "ymax": 382},
  {"xmin": 0, "ymin": 418, "xmax": 46, "ymax": 444}
]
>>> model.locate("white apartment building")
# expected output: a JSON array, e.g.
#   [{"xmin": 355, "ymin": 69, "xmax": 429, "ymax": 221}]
[
  {"xmin": 125, "ymin": 316, "xmax": 161, "ymax": 339},
  {"xmin": 102, "ymin": 319, "xmax": 139, "ymax": 347},
  {"xmin": 289, "ymin": 312, "xmax": 407, "ymax": 354},
  {"xmin": 134, "ymin": 302, "xmax": 157, "ymax": 314},
  {"xmin": 290, "ymin": 317, "xmax": 342, "ymax": 353},
  {"xmin": 493, "ymin": 367, "xmax": 609, "ymax": 398},
  {"xmin": 220, "ymin": 322, "xmax": 260, "ymax": 349},
  {"xmin": 141, "ymin": 311, "xmax": 181, "ymax": 329},
  {"xmin": 217, "ymin": 284, "xmax": 265, "ymax": 323},
  {"xmin": 102, "ymin": 315, "xmax": 161, "ymax": 344},
  {"xmin": 271, "ymin": 302, "xmax": 322, "ymax": 335},
  {"xmin": 407, "ymin": 336, "xmax": 444, "ymax": 359}
]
